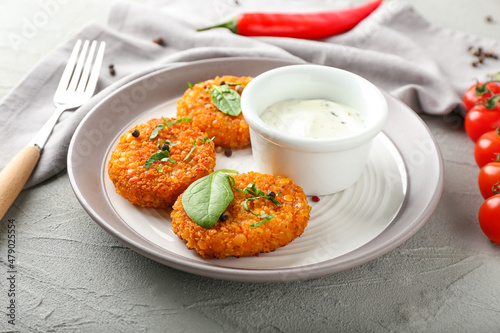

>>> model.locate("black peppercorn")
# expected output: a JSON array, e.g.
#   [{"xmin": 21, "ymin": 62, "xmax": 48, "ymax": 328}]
[
  {"xmin": 266, "ymin": 191, "xmax": 276, "ymax": 198},
  {"xmin": 161, "ymin": 143, "xmax": 170, "ymax": 151},
  {"xmin": 220, "ymin": 80, "xmax": 226, "ymax": 86},
  {"xmin": 224, "ymin": 148, "xmax": 233, "ymax": 157},
  {"xmin": 131, "ymin": 129, "xmax": 140, "ymax": 137},
  {"xmin": 219, "ymin": 212, "xmax": 229, "ymax": 222}
]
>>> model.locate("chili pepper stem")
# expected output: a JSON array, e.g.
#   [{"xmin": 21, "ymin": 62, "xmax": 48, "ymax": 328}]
[{"xmin": 197, "ymin": 17, "xmax": 238, "ymax": 34}]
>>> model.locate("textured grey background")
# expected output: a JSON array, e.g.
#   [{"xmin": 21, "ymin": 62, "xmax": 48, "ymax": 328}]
[{"xmin": 1, "ymin": 0, "xmax": 500, "ymax": 332}]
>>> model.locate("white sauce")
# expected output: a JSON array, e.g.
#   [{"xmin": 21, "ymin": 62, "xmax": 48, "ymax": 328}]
[{"xmin": 260, "ymin": 99, "xmax": 365, "ymax": 138}]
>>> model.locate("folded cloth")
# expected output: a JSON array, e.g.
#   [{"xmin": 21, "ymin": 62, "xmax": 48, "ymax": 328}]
[{"xmin": 1, "ymin": 0, "xmax": 499, "ymax": 189}]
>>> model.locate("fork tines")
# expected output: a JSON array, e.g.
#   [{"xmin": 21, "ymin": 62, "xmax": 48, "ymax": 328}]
[{"xmin": 57, "ymin": 40, "xmax": 106, "ymax": 96}]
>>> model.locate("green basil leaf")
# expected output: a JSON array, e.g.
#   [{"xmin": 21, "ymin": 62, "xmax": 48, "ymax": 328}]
[
  {"xmin": 182, "ymin": 169, "xmax": 238, "ymax": 228},
  {"xmin": 209, "ymin": 85, "xmax": 241, "ymax": 116}
]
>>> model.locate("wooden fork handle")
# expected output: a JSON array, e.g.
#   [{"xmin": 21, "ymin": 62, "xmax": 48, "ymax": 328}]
[{"xmin": 0, "ymin": 146, "xmax": 40, "ymax": 220}]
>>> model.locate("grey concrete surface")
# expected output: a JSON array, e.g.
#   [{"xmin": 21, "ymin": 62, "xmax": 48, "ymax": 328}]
[{"xmin": 1, "ymin": 0, "xmax": 500, "ymax": 332}]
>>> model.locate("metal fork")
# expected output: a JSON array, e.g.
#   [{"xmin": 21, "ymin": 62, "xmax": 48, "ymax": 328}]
[{"xmin": 0, "ymin": 40, "xmax": 106, "ymax": 220}]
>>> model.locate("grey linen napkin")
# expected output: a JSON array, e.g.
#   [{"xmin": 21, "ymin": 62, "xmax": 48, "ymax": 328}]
[{"xmin": 1, "ymin": 0, "xmax": 499, "ymax": 188}]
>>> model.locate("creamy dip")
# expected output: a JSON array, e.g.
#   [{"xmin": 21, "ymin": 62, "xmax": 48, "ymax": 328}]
[{"xmin": 260, "ymin": 99, "xmax": 365, "ymax": 138}]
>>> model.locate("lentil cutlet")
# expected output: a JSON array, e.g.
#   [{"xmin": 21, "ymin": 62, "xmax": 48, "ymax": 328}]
[
  {"xmin": 108, "ymin": 118, "xmax": 216, "ymax": 208},
  {"xmin": 176, "ymin": 75, "xmax": 253, "ymax": 149},
  {"xmin": 171, "ymin": 171, "xmax": 311, "ymax": 259}
]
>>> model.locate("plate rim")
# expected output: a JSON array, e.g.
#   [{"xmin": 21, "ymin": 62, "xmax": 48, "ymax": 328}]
[{"xmin": 67, "ymin": 57, "xmax": 444, "ymax": 282}]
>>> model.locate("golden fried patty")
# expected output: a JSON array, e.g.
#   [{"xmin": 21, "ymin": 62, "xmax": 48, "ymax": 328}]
[
  {"xmin": 171, "ymin": 171, "xmax": 311, "ymax": 259},
  {"xmin": 176, "ymin": 75, "xmax": 252, "ymax": 149},
  {"xmin": 108, "ymin": 118, "xmax": 216, "ymax": 208}
]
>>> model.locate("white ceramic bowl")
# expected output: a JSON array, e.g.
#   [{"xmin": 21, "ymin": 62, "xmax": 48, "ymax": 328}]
[{"xmin": 241, "ymin": 64, "xmax": 388, "ymax": 195}]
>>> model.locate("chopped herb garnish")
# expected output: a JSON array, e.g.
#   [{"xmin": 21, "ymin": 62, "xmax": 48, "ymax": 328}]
[
  {"xmin": 144, "ymin": 150, "xmax": 176, "ymax": 169},
  {"xmin": 238, "ymin": 181, "xmax": 264, "ymax": 196},
  {"xmin": 183, "ymin": 141, "xmax": 196, "ymax": 161},
  {"xmin": 209, "ymin": 85, "xmax": 242, "ymax": 116},
  {"xmin": 183, "ymin": 136, "xmax": 214, "ymax": 161},
  {"xmin": 157, "ymin": 166, "xmax": 163, "ymax": 172},
  {"xmin": 228, "ymin": 176, "xmax": 281, "ymax": 227},
  {"xmin": 200, "ymin": 136, "xmax": 214, "ymax": 144},
  {"xmin": 243, "ymin": 198, "xmax": 276, "ymax": 227},
  {"xmin": 150, "ymin": 117, "xmax": 192, "ymax": 139},
  {"xmin": 229, "ymin": 179, "xmax": 268, "ymax": 198},
  {"xmin": 161, "ymin": 157, "xmax": 176, "ymax": 163},
  {"xmin": 164, "ymin": 118, "xmax": 192, "ymax": 126},
  {"xmin": 150, "ymin": 125, "xmax": 164, "ymax": 140},
  {"xmin": 188, "ymin": 82, "xmax": 193, "ymax": 88}
]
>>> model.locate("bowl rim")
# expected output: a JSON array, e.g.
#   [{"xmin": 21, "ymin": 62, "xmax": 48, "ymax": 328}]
[{"xmin": 241, "ymin": 64, "xmax": 388, "ymax": 152}]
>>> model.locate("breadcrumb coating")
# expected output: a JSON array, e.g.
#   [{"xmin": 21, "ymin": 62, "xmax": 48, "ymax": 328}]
[
  {"xmin": 176, "ymin": 75, "xmax": 253, "ymax": 149},
  {"xmin": 108, "ymin": 118, "xmax": 216, "ymax": 208},
  {"xmin": 171, "ymin": 171, "xmax": 311, "ymax": 259}
]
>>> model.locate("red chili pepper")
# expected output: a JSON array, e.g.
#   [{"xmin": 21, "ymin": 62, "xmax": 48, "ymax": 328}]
[{"xmin": 197, "ymin": 0, "xmax": 383, "ymax": 39}]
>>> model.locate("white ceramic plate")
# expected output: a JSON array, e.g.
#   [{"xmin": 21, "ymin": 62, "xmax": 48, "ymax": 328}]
[{"xmin": 68, "ymin": 58, "xmax": 443, "ymax": 282}]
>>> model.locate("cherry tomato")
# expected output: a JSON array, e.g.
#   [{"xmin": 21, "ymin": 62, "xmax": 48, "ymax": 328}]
[
  {"xmin": 475, "ymin": 128, "xmax": 500, "ymax": 167},
  {"xmin": 478, "ymin": 194, "xmax": 500, "ymax": 244},
  {"xmin": 478, "ymin": 162, "xmax": 500, "ymax": 199},
  {"xmin": 464, "ymin": 104, "xmax": 500, "ymax": 142},
  {"xmin": 463, "ymin": 81, "xmax": 500, "ymax": 111}
]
